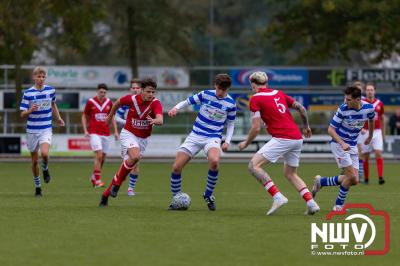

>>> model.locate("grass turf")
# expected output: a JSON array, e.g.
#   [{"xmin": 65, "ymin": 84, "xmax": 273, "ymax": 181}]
[{"xmin": 0, "ymin": 161, "xmax": 398, "ymax": 266}]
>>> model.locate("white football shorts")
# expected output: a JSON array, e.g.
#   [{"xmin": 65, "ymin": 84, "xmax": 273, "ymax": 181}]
[
  {"xmin": 26, "ymin": 130, "xmax": 52, "ymax": 152},
  {"xmin": 358, "ymin": 129, "xmax": 383, "ymax": 153},
  {"xmin": 90, "ymin": 134, "xmax": 110, "ymax": 154},
  {"xmin": 178, "ymin": 132, "xmax": 221, "ymax": 157},
  {"xmin": 257, "ymin": 137, "xmax": 303, "ymax": 167},
  {"xmin": 120, "ymin": 128, "xmax": 148, "ymax": 160},
  {"xmin": 330, "ymin": 142, "xmax": 359, "ymax": 169}
]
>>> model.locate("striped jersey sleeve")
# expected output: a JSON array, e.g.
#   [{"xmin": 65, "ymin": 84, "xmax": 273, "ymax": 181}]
[{"xmin": 187, "ymin": 91, "xmax": 204, "ymax": 105}]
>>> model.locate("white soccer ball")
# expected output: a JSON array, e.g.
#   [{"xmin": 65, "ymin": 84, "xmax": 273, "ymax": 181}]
[{"xmin": 171, "ymin": 192, "xmax": 191, "ymax": 210}]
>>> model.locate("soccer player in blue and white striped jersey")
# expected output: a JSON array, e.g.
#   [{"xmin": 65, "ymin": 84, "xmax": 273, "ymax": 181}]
[
  {"xmin": 312, "ymin": 86, "xmax": 375, "ymax": 211},
  {"xmin": 20, "ymin": 66, "xmax": 65, "ymax": 197},
  {"xmin": 115, "ymin": 79, "xmax": 142, "ymax": 196},
  {"xmin": 167, "ymin": 74, "xmax": 236, "ymax": 211}
]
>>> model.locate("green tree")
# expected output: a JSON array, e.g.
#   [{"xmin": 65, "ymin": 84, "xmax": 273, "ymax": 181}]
[
  {"xmin": 0, "ymin": 0, "xmax": 103, "ymax": 111},
  {"xmin": 265, "ymin": 0, "xmax": 400, "ymax": 64}
]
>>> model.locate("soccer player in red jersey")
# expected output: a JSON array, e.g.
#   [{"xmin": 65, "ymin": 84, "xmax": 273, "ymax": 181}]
[
  {"xmin": 99, "ymin": 78, "xmax": 163, "ymax": 207},
  {"xmin": 238, "ymin": 71, "xmax": 319, "ymax": 215},
  {"xmin": 358, "ymin": 82, "xmax": 385, "ymax": 184},
  {"xmin": 82, "ymin": 83, "xmax": 119, "ymax": 188}
]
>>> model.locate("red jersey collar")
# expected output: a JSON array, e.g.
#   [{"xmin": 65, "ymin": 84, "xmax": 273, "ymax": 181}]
[{"xmin": 258, "ymin": 87, "xmax": 273, "ymax": 92}]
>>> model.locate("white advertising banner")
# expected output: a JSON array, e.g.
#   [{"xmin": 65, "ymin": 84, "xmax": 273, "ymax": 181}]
[{"xmin": 46, "ymin": 66, "xmax": 189, "ymax": 88}]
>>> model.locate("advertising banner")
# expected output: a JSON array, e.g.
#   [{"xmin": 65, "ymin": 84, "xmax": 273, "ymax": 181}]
[
  {"xmin": 230, "ymin": 68, "xmax": 308, "ymax": 87},
  {"xmin": 45, "ymin": 66, "xmax": 189, "ymax": 88}
]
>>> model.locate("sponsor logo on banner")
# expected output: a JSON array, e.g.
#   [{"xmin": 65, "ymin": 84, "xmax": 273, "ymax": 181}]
[
  {"xmin": 347, "ymin": 69, "xmax": 400, "ymax": 86},
  {"xmin": 68, "ymin": 138, "xmax": 91, "ymax": 150},
  {"xmin": 230, "ymin": 68, "xmax": 308, "ymax": 87},
  {"xmin": 310, "ymin": 204, "xmax": 390, "ymax": 256},
  {"xmin": 308, "ymin": 69, "xmax": 346, "ymax": 86}
]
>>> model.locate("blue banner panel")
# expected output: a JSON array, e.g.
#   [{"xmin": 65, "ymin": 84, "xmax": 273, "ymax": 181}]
[{"xmin": 230, "ymin": 68, "xmax": 308, "ymax": 87}]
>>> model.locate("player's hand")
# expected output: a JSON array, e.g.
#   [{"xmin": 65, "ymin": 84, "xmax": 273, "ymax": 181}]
[
  {"xmin": 221, "ymin": 142, "xmax": 229, "ymax": 152},
  {"xmin": 238, "ymin": 141, "xmax": 248, "ymax": 151},
  {"xmin": 303, "ymin": 127, "xmax": 312, "ymax": 138},
  {"xmin": 114, "ymin": 132, "xmax": 120, "ymax": 140},
  {"xmin": 341, "ymin": 142, "xmax": 350, "ymax": 151},
  {"xmin": 364, "ymin": 136, "xmax": 373, "ymax": 145},
  {"xmin": 58, "ymin": 117, "xmax": 65, "ymax": 127},
  {"xmin": 29, "ymin": 104, "xmax": 39, "ymax": 113},
  {"xmin": 147, "ymin": 115, "xmax": 156, "ymax": 125},
  {"xmin": 168, "ymin": 108, "xmax": 178, "ymax": 117},
  {"xmin": 360, "ymin": 129, "xmax": 367, "ymax": 135},
  {"xmin": 105, "ymin": 115, "xmax": 113, "ymax": 125},
  {"xmin": 84, "ymin": 130, "xmax": 90, "ymax": 138}
]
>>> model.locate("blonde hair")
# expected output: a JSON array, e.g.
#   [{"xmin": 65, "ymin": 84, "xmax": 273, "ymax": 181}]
[
  {"xmin": 33, "ymin": 66, "xmax": 47, "ymax": 76},
  {"xmin": 352, "ymin": 81, "xmax": 364, "ymax": 91}
]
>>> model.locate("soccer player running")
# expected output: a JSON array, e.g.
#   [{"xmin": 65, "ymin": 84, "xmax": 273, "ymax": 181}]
[
  {"xmin": 358, "ymin": 82, "xmax": 385, "ymax": 185},
  {"xmin": 238, "ymin": 71, "xmax": 319, "ymax": 215},
  {"xmin": 312, "ymin": 86, "xmax": 375, "ymax": 211},
  {"xmin": 114, "ymin": 79, "xmax": 142, "ymax": 196},
  {"xmin": 167, "ymin": 73, "xmax": 236, "ymax": 211},
  {"xmin": 20, "ymin": 66, "xmax": 65, "ymax": 196},
  {"xmin": 82, "ymin": 83, "xmax": 118, "ymax": 188},
  {"xmin": 99, "ymin": 78, "xmax": 163, "ymax": 207}
]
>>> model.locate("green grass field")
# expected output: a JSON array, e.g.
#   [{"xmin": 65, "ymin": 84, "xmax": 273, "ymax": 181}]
[{"xmin": 0, "ymin": 161, "xmax": 398, "ymax": 266}]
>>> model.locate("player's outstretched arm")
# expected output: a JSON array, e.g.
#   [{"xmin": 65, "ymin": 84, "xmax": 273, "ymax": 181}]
[
  {"xmin": 168, "ymin": 100, "xmax": 189, "ymax": 117},
  {"xmin": 52, "ymin": 102, "xmax": 65, "ymax": 127},
  {"xmin": 106, "ymin": 99, "xmax": 121, "ymax": 124},
  {"xmin": 147, "ymin": 114, "xmax": 163, "ymax": 126},
  {"xmin": 292, "ymin": 101, "xmax": 311, "ymax": 138},
  {"xmin": 238, "ymin": 114, "xmax": 261, "ymax": 150}
]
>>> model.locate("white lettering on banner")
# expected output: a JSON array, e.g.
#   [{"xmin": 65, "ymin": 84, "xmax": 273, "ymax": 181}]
[{"xmin": 95, "ymin": 113, "xmax": 107, "ymax": 122}]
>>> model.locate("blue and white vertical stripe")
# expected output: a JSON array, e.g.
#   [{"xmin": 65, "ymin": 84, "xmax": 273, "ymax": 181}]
[
  {"xmin": 187, "ymin": 90, "xmax": 236, "ymax": 139},
  {"xmin": 20, "ymin": 85, "xmax": 56, "ymax": 134},
  {"xmin": 329, "ymin": 103, "xmax": 375, "ymax": 146}
]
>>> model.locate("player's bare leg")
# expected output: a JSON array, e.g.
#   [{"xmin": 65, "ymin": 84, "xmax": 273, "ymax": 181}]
[
  {"xmin": 374, "ymin": 149, "xmax": 385, "ymax": 185},
  {"xmin": 31, "ymin": 151, "xmax": 42, "ymax": 196},
  {"xmin": 203, "ymin": 147, "xmax": 220, "ymax": 211},
  {"xmin": 168, "ymin": 151, "xmax": 191, "ymax": 210},
  {"xmin": 283, "ymin": 164, "xmax": 319, "ymax": 215},
  {"xmin": 248, "ymin": 153, "xmax": 288, "ymax": 215},
  {"xmin": 40, "ymin": 143, "xmax": 51, "ymax": 183}
]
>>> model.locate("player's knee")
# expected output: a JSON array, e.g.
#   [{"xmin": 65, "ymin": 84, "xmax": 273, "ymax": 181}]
[
  {"xmin": 41, "ymin": 151, "xmax": 49, "ymax": 159},
  {"xmin": 127, "ymin": 155, "xmax": 139, "ymax": 166},
  {"xmin": 172, "ymin": 163, "xmax": 182, "ymax": 174},
  {"xmin": 248, "ymin": 161, "xmax": 258, "ymax": 175},
  {"xmin": 209, "ymin": 158, "xmax": 219, "ymax": 170},
  {"xmin": 350, "ymin": 175, "xmax": 359, "ymax": 186}
]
